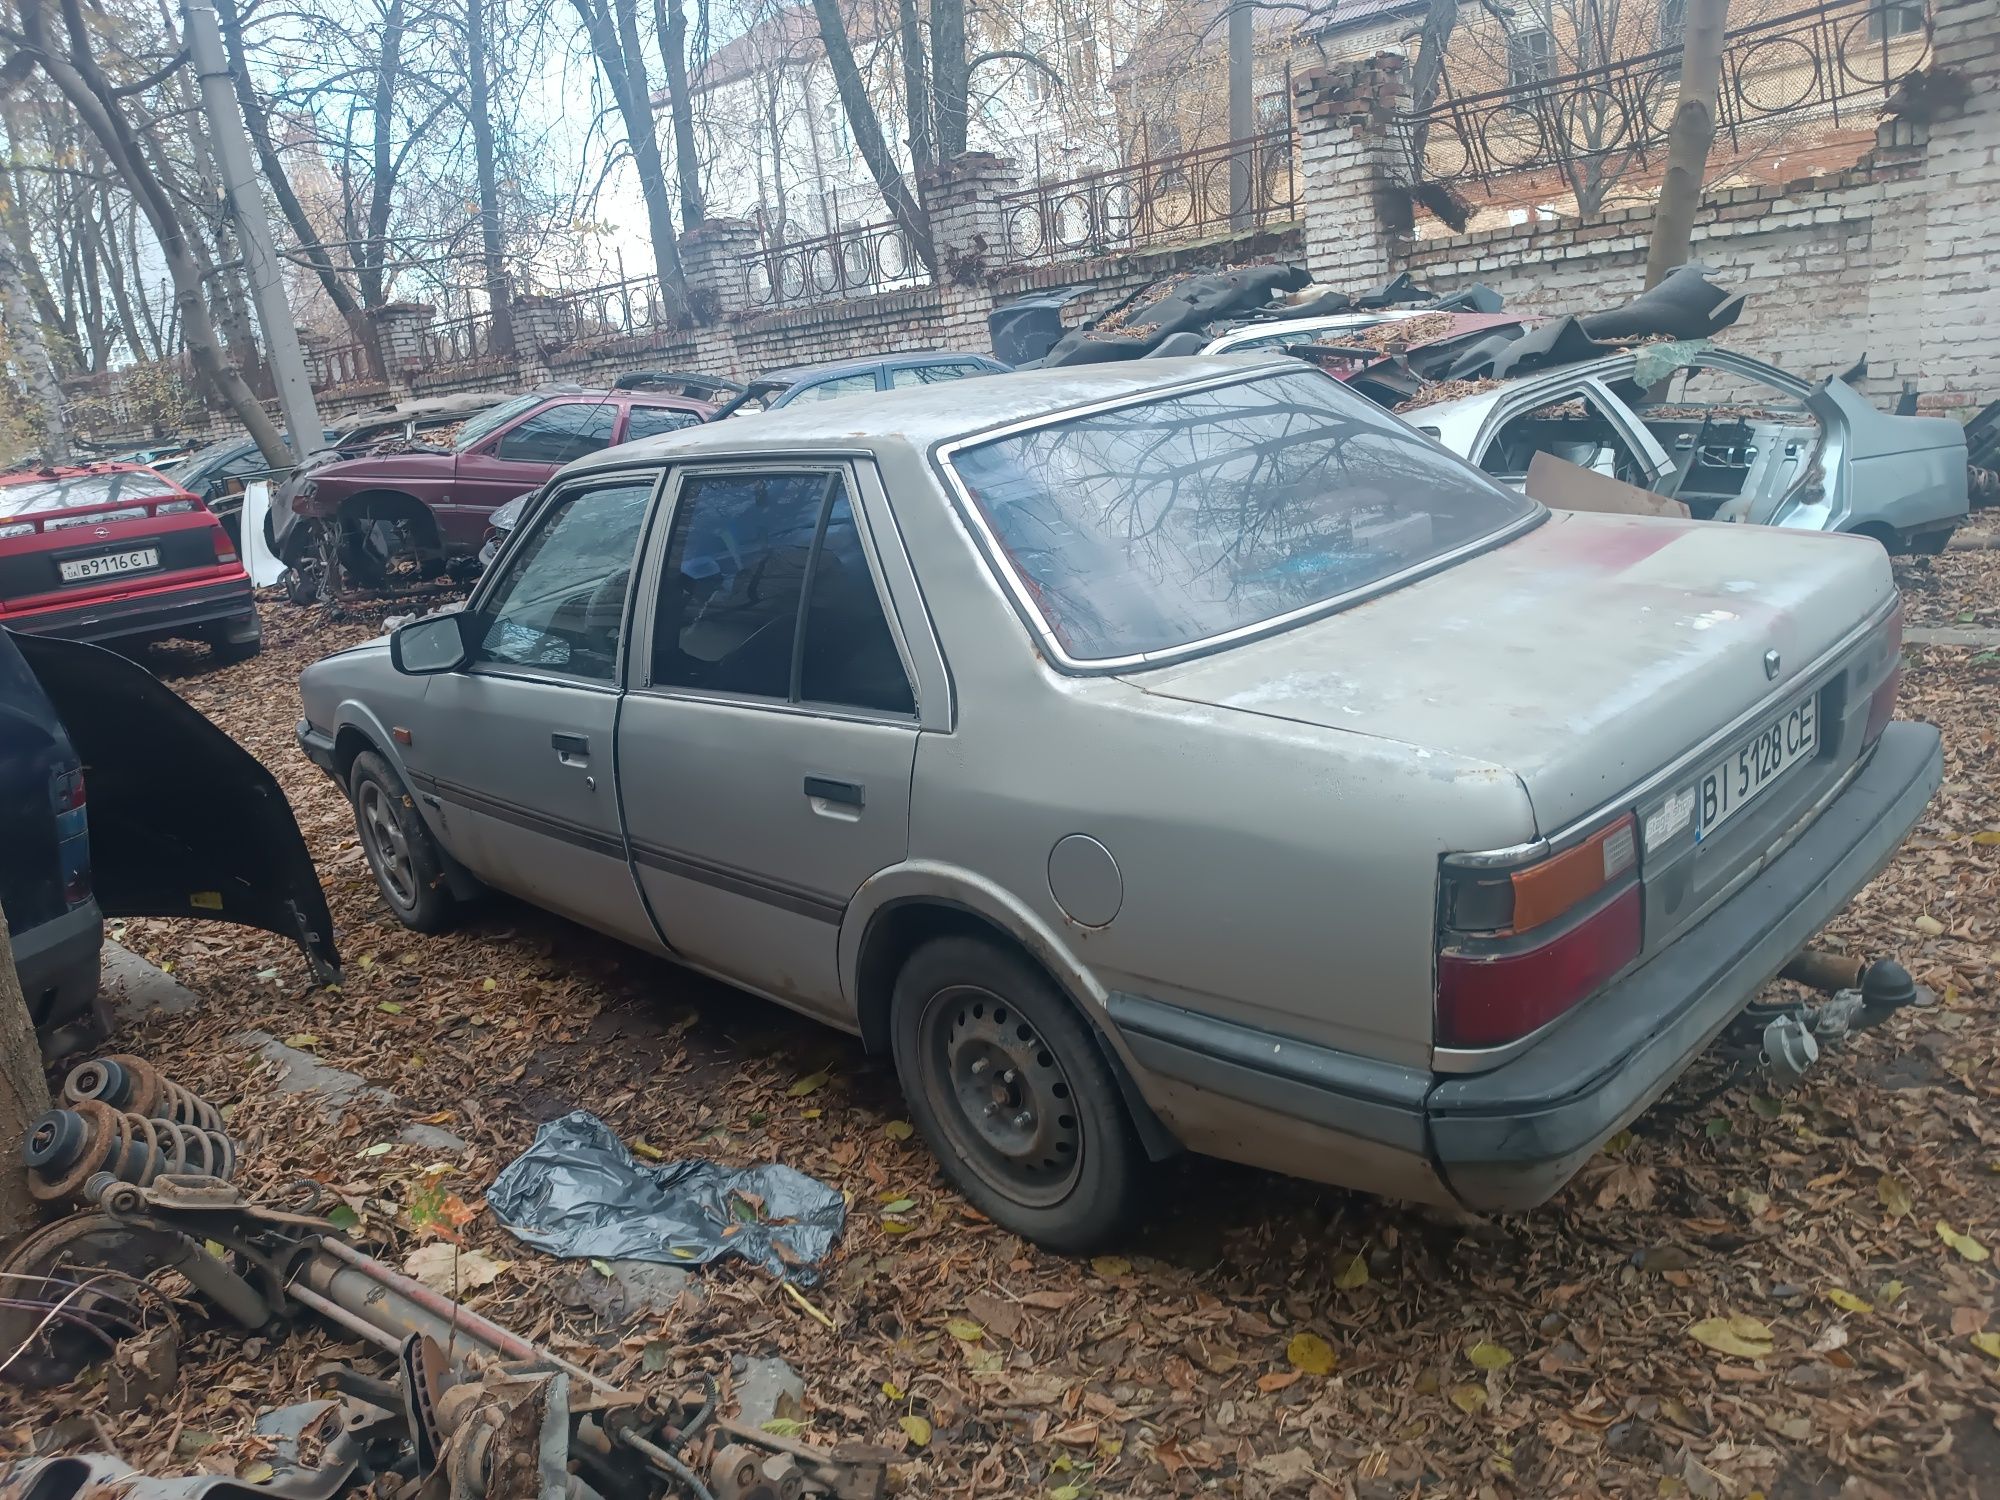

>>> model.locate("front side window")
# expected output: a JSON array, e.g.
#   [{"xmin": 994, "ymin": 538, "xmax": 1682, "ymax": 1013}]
[
  {"xmin": 650, "ymin": 469, "xmax": 913, "ymax": 714},
  {"xmin": 624, "ymin": 404, "xmax": 702, "ymax": 442},
  {"xmin": 476, "ymin": 476, "xmax": 656, "ymax": 681},
  {"xmin": 1480, "ymin": 389, "xmax": 1654, "ymax": 487},
  {"xmin": 946, "ymin": 368, "xmax": 1534, "ymax": 662},
  {"xmin": 493, "ymin": 401, "xmax": 617, "ymax": 463}
]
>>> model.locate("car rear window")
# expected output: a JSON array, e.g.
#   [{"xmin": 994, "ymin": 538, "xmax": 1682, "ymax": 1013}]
[
  {"xmin": 0, "ymin": 470, "xmax": 180, "ymax": 518},
  {"xmin": 946, "ymin": 368, "xmax": 1536, "ymax": 662}
]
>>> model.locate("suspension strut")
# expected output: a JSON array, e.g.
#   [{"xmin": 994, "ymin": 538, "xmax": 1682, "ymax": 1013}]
[{"xmin": 24, "ymin": 1099, "xmax": 239, "ymax": 1202}]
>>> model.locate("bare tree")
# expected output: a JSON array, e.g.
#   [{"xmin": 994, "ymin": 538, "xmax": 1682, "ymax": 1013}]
[
  {"xmin": 1644, "ymin": 0, "xmax": 1726, "ymax": 284},
  {"xmin": 0, "ymin": 235, "xmax": 66, "ymax": 462},
  {"xmin": 0, "ymin": 922, "xmax": 47, "ymax": 1239},
  {"xmin": 465, "ymin": 0, "xmax": 515, "ymax": 352},
  {"xmin": 7, "ymin": 0, "xmax": 289, "ymax": 460},
  {"xmin": 808, "ymin": 0, "xmax": 933, "ymax": 263},
  {"xmin": 569, "ymin": 0, "xmax": 690, "ymax": 314},
  {"xmin": 652, "ymin": 0, "xmax": 705, "ymax": 226}
]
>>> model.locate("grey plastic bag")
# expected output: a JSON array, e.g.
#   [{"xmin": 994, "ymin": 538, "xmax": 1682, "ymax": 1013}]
[{"xmin": 487, "ymin": 1111, "xmax": 845, "ymax": 1282}]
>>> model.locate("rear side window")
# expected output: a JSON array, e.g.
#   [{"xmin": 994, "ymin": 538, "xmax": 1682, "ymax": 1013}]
[
  {"xmin": 649, "ymin": 470, "xmax": 912, "ymax": 714},
  {"xmin": 795, "ymin": 372, "xmax": 879, "ymax": 403},
  {"xmin": 946, "ymin": 368, "xmax": 1535, "ymax": 662},
  {"xmin": 889, "ymin": 361, "xmax": 986, "ymax": 386},
  {"xmin": 624, "ymin": 405, "xmax": 702, "ymax": 442},
  {"xmin": 494, "ymin": 402, "xmax": 617, "ymax": 463}
]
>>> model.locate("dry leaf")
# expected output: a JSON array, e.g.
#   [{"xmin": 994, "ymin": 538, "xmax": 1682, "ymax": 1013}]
[
  {"xmin": 1971, "ymin": 1332, "xmax": 2000, "ymax": 1362},
  {"xmin": 1914, "ymin": 915, "xmax": 1945, "ymax": 935},
  {"xmin": 945, "ymin": 1317, "xmax": 985, "ymax": 1342},
  {"xmin": 1090, "ymin": 1256, "xmax": 1132, "ymax": 1278},
  {"xmin": 1936, "ymin": 1221, "xmax": 1990, "ymax": 1261},
  {"xmin": 1826, "ymin": 1288, "xmax": 1873, "ymax": 1314},
  {"xmin": 787, "ymin": 1071, "xmax": 828, "ymax": 1097},
  {"xmin": 883, "ymin": 1121, "xmax": 914, "ymax": 1140},
  {"xmin": 1256, "ymin": 1370, "xmax": 1302, "ymax": 1393},
  {"xmin": 1877, "ymin": 1175, "xmax": 1914, "ymax": 1219},
  {"xmin": 402, "ymin": 1243, "xmax": 507, "ymax": 1295},
  {"xmin": 1286, "ymin": 1331, "xmax": 1336, "ymax": 1375},
  {"xmin": 1688, "ymin": 1315, "xmax": 1774, "ymax": 1359},
  {"xmin": 897, "ymin": 1414, "xmax": 931, "ymax": 1447},
  {"xmin": 1467, "ymin": 1340, "xmax": 1512, "ymax": 1370},
  {"xmin": 1332, "ymin": 1252, "xmax": 1369, "ymax": 1290},
  {"xmin": 1449, "ymin": 1383, "xmax": 1487, "ymax": 1413}
]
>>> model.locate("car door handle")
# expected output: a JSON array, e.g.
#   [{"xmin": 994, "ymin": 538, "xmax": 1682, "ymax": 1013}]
[
  {"xmin": 803, "ymin": 776, "xmax": 863, "ymax": 808},
  {"xmin": 551, "ymin": 732, "xmax": 590, "ymax": 765}
]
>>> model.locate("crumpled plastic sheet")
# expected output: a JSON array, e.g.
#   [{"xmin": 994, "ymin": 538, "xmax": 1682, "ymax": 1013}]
[{"xmin": 486, "ymin": 1111, "xmax": 845, "ymax": 1282}]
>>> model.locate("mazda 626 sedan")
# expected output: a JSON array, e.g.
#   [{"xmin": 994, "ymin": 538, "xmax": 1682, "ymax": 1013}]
[{"xmin": 297, "ymin": 356, "xmax": 1939, "ymax": 1250}]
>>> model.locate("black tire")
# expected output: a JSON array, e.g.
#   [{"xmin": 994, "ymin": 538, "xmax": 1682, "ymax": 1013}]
[
  {"xmin": 349, "ymin": 751, "xmax": 456, "ymax": 933},
  {"xmin": 890, "ymin": 936, "xmax": 1145, "ymax": 1252},
  {"xmin": 207, "ymin": 617, "xmax": 262, "ymax": 664}
]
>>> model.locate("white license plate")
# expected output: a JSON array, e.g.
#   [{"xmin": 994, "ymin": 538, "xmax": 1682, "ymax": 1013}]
[
  {"xmin": 1696, "ymin": 696, "xmax": 1818, "ymax": 840},
  {"xmin": 59, "ymin": 548, "xmax": 159, "ymax": 583}
]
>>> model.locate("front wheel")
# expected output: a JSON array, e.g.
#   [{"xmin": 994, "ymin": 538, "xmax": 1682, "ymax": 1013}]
[
  {"xmin": 890, "ymin": 936, "xmax": 1145, "ymax": 1252},
  {"xmin": 349, "ymin": 751, "xmax": 456, "ymax": 933}
]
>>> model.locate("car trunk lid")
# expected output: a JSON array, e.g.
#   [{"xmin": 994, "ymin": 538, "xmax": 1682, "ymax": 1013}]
[{"xmin": 1118, "ymin": 511, "xmax": 1897, "ymax": 835}]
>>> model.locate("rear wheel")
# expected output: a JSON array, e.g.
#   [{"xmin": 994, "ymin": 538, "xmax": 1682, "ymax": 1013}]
[
  {"xmin": 349, "ymin": 751, "xmax": 456, "ymax": 932},
  {"xmin": 206, "ymin": 615, "xmax": 262, "ymax": 663},
  {"xmin": 890, "ymin": 936, "xmax": 1144, "ymax": 1251}
]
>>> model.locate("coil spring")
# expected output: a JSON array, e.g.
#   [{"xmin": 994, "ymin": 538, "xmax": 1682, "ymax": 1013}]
[
  {"xmin": 24, "ymin": 1098, "xmax": 239, "ymax": 1203},
  {"xmin": 64, "ymin": 1054, "xmax": 224, "ymax": 1133}
]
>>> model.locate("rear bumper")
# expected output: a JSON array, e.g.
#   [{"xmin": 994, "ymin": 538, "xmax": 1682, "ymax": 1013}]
[
  {"xmin": 1111, "ymin": 721, "xmax": 1943, "ymax": 1212},
  {"xmin": 4, "ymin": 577, "xmax": 259, "ymax": 645},
  {"xmin": 11, "ymin": 898, "xmax": 104, "ymax": 1048}
]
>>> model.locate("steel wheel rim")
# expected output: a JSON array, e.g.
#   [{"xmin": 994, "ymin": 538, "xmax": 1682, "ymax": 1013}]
[
  {"xmin": 918, "ymin": 984, "xmax": 1083, "ymax": 1208},
  {"xmin": 357, "ymin": 780, "xmax": 417, "ymax": 909}
]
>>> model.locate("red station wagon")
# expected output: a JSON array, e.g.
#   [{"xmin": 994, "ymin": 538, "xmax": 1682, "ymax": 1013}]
[{"xmin": 0, "ymin": 465, "xmax": 260, "ymax": 660}]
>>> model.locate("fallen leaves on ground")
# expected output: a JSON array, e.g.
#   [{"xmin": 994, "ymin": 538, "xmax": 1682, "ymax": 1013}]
[{"xmin": 6, "ymin": 554, "xmax": 1999, "ymax": 1497}]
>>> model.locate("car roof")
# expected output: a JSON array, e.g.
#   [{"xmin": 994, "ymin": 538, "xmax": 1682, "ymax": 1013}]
[
  {"xmin": 564, "ymin": 355, "xmax": 1295, "ymax": 474},
  {"xmin": 762, "ymin": 350, "xmax": 992, "ymax": 384}
]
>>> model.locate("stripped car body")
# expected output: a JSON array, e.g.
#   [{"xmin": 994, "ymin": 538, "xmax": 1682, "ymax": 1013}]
[{"xmin": 297, "ymin": 356, "xmax": 1937, "ymax": 1246}]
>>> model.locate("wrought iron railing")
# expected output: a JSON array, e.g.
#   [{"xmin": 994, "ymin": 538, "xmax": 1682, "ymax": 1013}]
[
  {"xmin": 313, "ymin": 340, "xmax": 378, "ymax": 389},
  {"xmin": 549, "ymin": 274, "xmax": 682, "ymax": 343},
  {"xmin": 735, "ymin": 219, "xmax": 930, "ymax": 310},
  {"xmin": 421, "ymin": 310, "xmax": 508, "ymax": 369},
  {"xmin": 998, "ymin": 132, "xmax": 1300, "ymax": 266},
  {"xmin": 1400, "ymin": 0, "xmax": 1932, "ymax": 189}
]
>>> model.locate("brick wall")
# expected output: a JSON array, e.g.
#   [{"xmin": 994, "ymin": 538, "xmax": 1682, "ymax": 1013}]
[{"xmin": 1309, "ymin": 0, "xmax": 1999, "ymax": 414}]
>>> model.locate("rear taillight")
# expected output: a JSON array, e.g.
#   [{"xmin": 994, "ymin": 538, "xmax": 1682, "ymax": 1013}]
[
  {"xmin": 1438, "ymin": 887, "xmax": 1643, "ymax": 1048},
  {"xmin": 1437, "ymin": 814, "xmax": 1643, "ymax": 1050},
  {"xmin": 50, "ymin": 767, "xmax": 90, "ymax": 907},
  {"xmin": 1863, "ymin": 599, "xmax": 1905, "ymax": 747},
  {"xmin": 212, "ymin": 528, "xmax": 239, "ymax": 564}
]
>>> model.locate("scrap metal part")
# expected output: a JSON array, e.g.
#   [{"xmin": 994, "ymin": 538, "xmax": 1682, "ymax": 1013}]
[
  {"xmin": 25, "ymin": 1101, "xmax": 238, "ymax": 1201},
  {"xmin": 0, "ymin": 1178, "xmax": 892, "ymax": 1500},
  {"xmin": 64, "ymin": 1055, "xmax": 226, "ymax": 1133}
]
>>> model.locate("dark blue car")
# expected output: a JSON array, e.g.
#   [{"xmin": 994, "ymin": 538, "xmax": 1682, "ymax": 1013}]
[
  {"xmin": 0, "ymin": 629, "xmax": 100, "ymax": 1054},
  {"xmin": 1, "ymin": 628, "xmax": 342, "ymax": 1057}
]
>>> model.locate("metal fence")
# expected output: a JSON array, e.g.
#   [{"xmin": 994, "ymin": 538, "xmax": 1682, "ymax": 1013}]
[
  {"xmin": 421, "ymin": 309, "xmax": 509, "ymax": 371},
  {"xmin": 998, "ymin": 132, "xmax": 1300, "ymax": 266},
  {"xmin": 1401, "ymin": 0, "xmax": 1932, "ymax": 190},
  {"xmin": 733, "ymin": 219, "xmax": 931, "ymax": 310}
]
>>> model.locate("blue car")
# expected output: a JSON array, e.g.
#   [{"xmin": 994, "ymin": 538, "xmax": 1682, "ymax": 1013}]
[
  {"xmin": 717, "ymin": 351, "xmax": 1008, "ymax": 416},
  {"xmin": 1, "ymin": 628, "xmax": 342, "ymax": 1057},
  {"xmin": 0, "ymin": 628, "xmax": 98, "ymax": 1055}
]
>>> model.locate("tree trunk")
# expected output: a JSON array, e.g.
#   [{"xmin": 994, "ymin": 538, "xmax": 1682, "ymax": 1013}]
[
  {"xmin": 652, "ymin": 0, "xmax": 706, "ymax": 227},
  {"xmin": 466, "ymin": 0, "xmax": 515, "ymax": 355},
  {"xmin": 930, "ymin": 0, "xmax": 967, "ymax": 159},
  {"xmin": 0, "ymin": 237, "xmax": 69, "ymax": 465},
  {"xmin": 1644, "ymin": 0, "xmax": 1729, "ymax": 288},
  {"xmin": 809, "ymin": 0, "xmax": 934, "ymax": 266},
  {"xmin": 896, "ymin": 0, "xmax": 932, "ymax": 181},
  {"xmin": 23, "ymin": 0, "xmax": 290, "ymax": 462},
  {"xmin": 1406, "ymin": 0, "xmax": 1460, "ymax": 174},
  {"xmin": 0, "ymin": 921, "xmax": 49, "ymax": 1239},
  {"xmin": 568, "ymin": 0, "xmax": 689, "ymax": 316},
  {"xmin": 359, "ymin": 0, "xmax": 407, "ymax": 311}
]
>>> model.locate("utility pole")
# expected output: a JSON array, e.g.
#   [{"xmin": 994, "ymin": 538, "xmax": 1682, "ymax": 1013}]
[
  {"xmin": 1228, "ymin": 0, "xmax": 1254, "ymax": 228},
  {"xmin": 181, "ymin": 0, "xmax": 325, "ymax": 463}
]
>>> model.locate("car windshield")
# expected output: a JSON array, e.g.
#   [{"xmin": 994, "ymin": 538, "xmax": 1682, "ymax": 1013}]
[
  {"xmin": 452, "ymin": 395, "xmax": 542, "ymax": 451},
  {"xmin": 0, "ymin": 470, "xmax": 179, "ymax": 518},
  {"xmin": 946, "ymin": 368, "xmax": 1537, "ymax": 661}
]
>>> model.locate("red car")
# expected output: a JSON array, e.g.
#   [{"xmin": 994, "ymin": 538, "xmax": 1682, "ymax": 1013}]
[
  {"xmin": 0, "ymin": 464, "xmax": 261, "ymax": 660},
  {"xmin": 271, "ymin": 382, "xmax": 723, "ymax": 592}
]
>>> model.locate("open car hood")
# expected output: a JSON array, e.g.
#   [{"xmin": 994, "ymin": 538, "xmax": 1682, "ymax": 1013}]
[{"xmin": 12, "ymin": 631, "xmax": 340, "ymax": 983}]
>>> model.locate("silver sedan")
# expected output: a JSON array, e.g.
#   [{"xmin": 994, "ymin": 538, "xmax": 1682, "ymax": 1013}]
[{"xmin": 298, "ymin": 356, "xmax": 1939, "ymax": 1249}]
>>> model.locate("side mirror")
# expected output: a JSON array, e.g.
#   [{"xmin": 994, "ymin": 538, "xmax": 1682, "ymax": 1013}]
[{"xmin": 390, "ymin": 612, "xmax": 473, "ymax": 675}]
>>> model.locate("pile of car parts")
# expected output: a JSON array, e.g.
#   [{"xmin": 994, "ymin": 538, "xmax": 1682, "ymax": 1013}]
[
  {"xmin": 24, "ymin": 1057, "xmax": 239, "ymax": 1203},
  {"xmin": 0, "ymin": 1169, "xmax": 892, "ymax": 1499}
]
